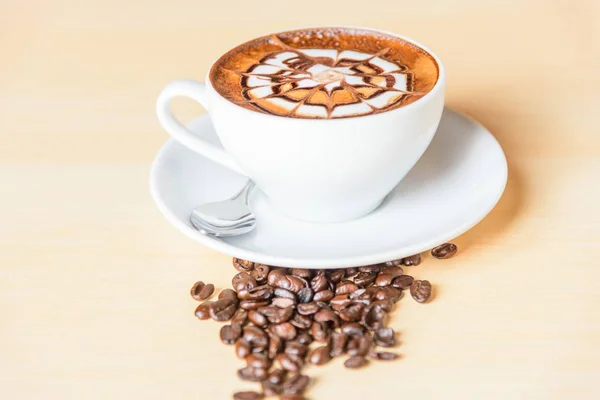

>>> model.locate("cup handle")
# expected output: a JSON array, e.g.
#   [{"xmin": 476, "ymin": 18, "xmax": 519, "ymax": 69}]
[{"xmin": 156, "ymin": 79, "xmax": 245, "ymax": 175}]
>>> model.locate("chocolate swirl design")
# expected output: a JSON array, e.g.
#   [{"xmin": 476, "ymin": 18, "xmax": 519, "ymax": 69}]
[{"xmin": 237, "ymin": 36, "xmax": 422, "ymax": 119}]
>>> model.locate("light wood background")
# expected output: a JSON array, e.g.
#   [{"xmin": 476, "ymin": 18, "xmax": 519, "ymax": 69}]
[{"xmin": 1, "ymin": 0, "xmax": 599, "ymax": 399}]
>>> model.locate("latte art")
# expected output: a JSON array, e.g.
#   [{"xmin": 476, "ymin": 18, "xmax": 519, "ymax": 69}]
[
  {"xmin": 241, "ymin": 45, "xmax": 418, "ymax": 118},
  {"xmin": 210, "ymin": 27, "xmax": 439, "ymax": 119}
]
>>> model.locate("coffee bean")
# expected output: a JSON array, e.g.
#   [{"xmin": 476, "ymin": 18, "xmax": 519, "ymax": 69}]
[
  {"xmin": 384, "ymin": 259, "xmax": 403, "ymax": 267},
  {"xmin": 246, "ymin": 352, "xmax": 271, "ymax": 369},
  {"xmin": 355, "ymin": 334, "xmax": 373, "ymax": 356},
  {"xmin": 346, "ymin": 336, "xmax": 360, "ymax": 355},
  {"xmin": 290, "ymin": 313, "xmax": 312, "ymax": 330},
  {"xmin": 296, "ymin": 287, "xmax": 314, "ymax": 303},
  {"xmin": 243, "ymin": 326, "xmax": 269, "ymax": 350},
  {"xmin": 270, "ymin": 322, "xmax": 297, "ymax": 341},
  {"xmin": 233, "ymin": 273, "xmax": 257, "ymax": 292},
  {"xmin": 363, "ymin": 304, "xmax": 386, "ymax": 330},
  {"xmin": 391, "ymin": 275, "xmax": 414, "ymax": 290},
  {"xmin": 349, "ymin": 288, "xmax": 367, "ymax": 300},
  {"xmin": 274, "ymin": 287, "xmax": 296, "ymax": 300},
  {"xmin": 261, "ymin": 380, "xmax": 283, "ymax": 396},
  {"xmin": 290, "ymin": 268, "xmax": 313, "ymax": 279},
  {"xmin": 250, "ymin": 263, "xmax": 270, "ymax": 284},
  {"xmin": 265, "ymin": 306, "xmax": 294, "ymax": 324},
  {"xmin": 220, "ymin": 324, "xmax": 241, "ymax": 344},
  {"xmin": 358, "ymin": 264, "xmax": 381, "ymax": 274},
  {"xmin": 233, "ymin": 390, "xmax": 263, "ymax": 400},
  {"xmin": 276, "ymin": 353, "xmax": 300, "ymax": 372},
  {"xmin": 191, "ymin": 281, "xmax": 211, "ymax": 301},
  {"xmin": 375, "ymin": 351, "xmax": 399, "ymax": 360},
  {"xmin": 310, "ymin": 321, "xmax": 329, "ymax": 342},
  {"xmin": 314, "ymin": 309, "xmax": 340, "ymax": 328},
  {"xmin": 341, "ymin": 322, "xmax": 364, "ymax": 336},
  {"xmin": 330, "ymin": 294, "xmax": 351, "ymax": 311},
  {"xmin": 283, "ymin": 374, "xmax": 310, "ymax": 396},
  {"xmin": 272, "ymin": 297, "xmax": 296, "ymax": 308},
  {"xmin": 344, "ymin": 267, "xmax": 359, "ymax": 278},
  {"xmin": 219, "ymin": 288, "xmax": 238, "ymax": 301},
  {"xmin": 235, "ymin": 338, "xmax": 251, "ymax": 359},
  {"xmin": 245, "ymin": 285, "xmax": 274, "ymax": 301},
  {"xmin": 240, "ymin": 300, "xmax": 270, "ymax": 310},
  {"xmin": 233, "ymin": 258, "xmax": 254, "ymax": 272},
  {"xmin": 344, "ymin": 355, "xmax": 368, "ymax": 369},
  {"xmin": 294, "ymin": 330, "xmax": 313, "ymax": 345},
  {"xmin": 194, "ymin": 301, "xmax": 213, "ymax": 320},
  {"xmin": 335, "ymin": 281, "xmax": 359, "ymax": 295},
  {"xmin": 327, "ymin": 269, "xmax": 345, "ymax": 283},
  {"xmin": 374, "ymin": 327, "xmax": 396, "ymax": 347},
  {"xmin": 329, "ymin": 331, "xmax": 348, "ymax": 357},
  {"xmin": 237, "ymin": 366, "xmax": 268, "ymax": 382},
  {"xmin": 403, "ymin": 254, "xmax": 421, "ymax": 266},
  {"xmin": 339, "ymin": 303, "xmax": 364, "ymax": 322},
  {"xmin": 248, "ymin": 310, "xmax": 268, "ymax": 328},
  {"xmin": 285, "ymin": 341, "xmax": 308, "ymax": 357},
  {"xmin": 296, "ymin": 302, "xmax": 320, "ymax": 315},
  {"xmin": 268, "ymin": 333, "xmax": 282, "ymax": 359},
  {"xmin": 272, "ymin": 274, "xmax": 305, "ymax": 294},
  {"xmin": 310, "ymin": 274, "xmax": 328, "ymax": 292},
  {"xmin": 210, "ymin": 299, "xmax": 237, "ymax": 321},
  {"xmin": 313, "ymin": 289, "xmax": 334, "ymax": 302},
  {"xmin": 431, "ymin": 243, "xmax": 457, "ymax": 259},
  {"xmin": 375, "ymin": 267, "xmax": 403, "ymax": 287},
  {"xmin": 309, "ymin": 345, "xmax": 331, "ymax": 365},
  {"xmin": 372, "ymin": 298, "xmax": 394, "ymax": 312},
  {"xmin": 410, "ymin": 280, "xmax": 432, "ymax": 303},
  {"xmin": 267, "ymin": 268, "xmax": 287, "ymax": 285},
  {"xmin": 268, "ymin": 368, "xmax": 287, "ymax": 384},
  {"xmin": 315, "ymin": 301, "xmax": 331, "ymax": 310},
  {"xmin": 354, "ymin": 271, "xmax": 377, "ymax": 287}
]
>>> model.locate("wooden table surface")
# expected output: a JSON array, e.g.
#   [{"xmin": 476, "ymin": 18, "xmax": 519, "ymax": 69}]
[{"xmin": 1, "ymin": 1, "xmax": 599, "ymax": 399}]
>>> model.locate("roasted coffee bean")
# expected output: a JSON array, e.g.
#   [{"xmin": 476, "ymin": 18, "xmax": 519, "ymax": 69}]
[
  {"xmin": 310, "ymin": 274, "xmax": 329, "ymax": 293},
  {"xmin": 272, "ymin": 297, "xmax": 296, "ymax": 308},
  {"xmin": 313, "ymin": 289, "xmax": 334, "ymax": 302},
  {"xmin": 410, "ymin": 280, "xmax": 432, "ymax": 303},
  {"xmin": 349, "ymin": 288, "xmax": 367, "ymax": 299},
  {"xmin": 391, "ymin": 275, "xmax": 414, "ymax": 290},
  {"xmin": 328, "ymin": 269, "xmax": 345, "ymax": 283},
  {"xmin": 431, "ymin": 243, "xmax": 457, "ymax": 259},
  {"xmin": 194, "ymin": 301, "xmax": 213, "ymax": 320},
  {"xmin": 375, "ymin": 286, "xmax": 402, "ymax": 302},
  {"xmin": 311, "ymin": 321, "xmax": 329, "ymax": 342},
  {"xmin": 341, "ymin": 322, "xmax": 364, "ymax": 336},
  {"xmin": 295, "ymin": 330, "xmax": 313, "ymax": 345},
  {"xmin": 190, "ymin": 281, "xmax": 214, "ymax": 301},
  {"xmin": 336, "ymin": 280, "xmax": 359, "ymax": 295},
  {"xmin": 280, "ymin": 396, "xmax": 305, "ymax": 400},
  {"xmin": 344, "ymin": 267, "xmax": 359, "ymax": 278},
  {"xmin": 372, "ymin": 299, "xmax": 394, "ymax": 312},
  {"xmin": 285, "ymin": 341, "xmax": 308, "ymax": 357},
  {"xmin": 375, "ymin": 267, "xmax": 403, "ymax": 287},
  {"xmin": 286, "ymin": 352, "xmax": 305, "ymax": 368},
  {"xmin": 235, "ymin": 338, "xmax": 251, "ymax": 359},
  {"xmin": 354, "ymin": 271, "xmax": 377, "ymax": 287},
  {"xmin": 246, "ymin": 352, "xmax": 272, "ymax": 369},
  {"xmin": 290, "ymin": 268, "xmax": 313, "ymax": 279},
  {"xmin": 329, "ymin": 331, "xmax": 348, "ymax": 357},
  {"xmin": 339, "ymin": 303, "xmax": 364, "ymax": 322},
  {"xmin": 270, "ymin": 322, "xmax": 297, "ymax": 341},
  {"xmin": 375, "ymin": 351, "xmax": 399, "ymax": 360},
  {"xmin": 363, "ymin": 304, "xmax": 386, "ymax": 330},
  {"xmin": 268, "ymin": 333, "xmax": 282, "ymax": 359},
  {"xmin": 402, "ymin": 254, "xmax": 422, "ymax": 266},
  {"xmin": 276, "ymin": 353, "xmax": 301, "ymax": 372},
  {"xmin": 233, "ymin": 273, "xmax": 257, "ymax": 292},
  {"xmin": 220, "ymin": 324, "xmax": 241, "ymax": 344},
  {"xmin": 355, "ymin": 335, "xmax": 373, "ymax": 356},
  {"xmin": 358, "ymin": 264, "xmax": 381, "ymax": 274},
  {"xmin": 374, "ymin": 327, "xmax": 396, "ymax": 347},
  {"xmin": 309, "ymin": 345, "xmax": 331, "ymax": 365},
  {"xmin": 283, "ymin": 374, "xmax": 310, "ymax": 396},
  {"xmin": 243, "ymin": 326, "xmax": 269, "ymax": 350},
  {"xmin": 384, "ymin": 259, "xmax": 403, "ymax": 267},
  {"xmin": 315, "ymin": 301, "xmax": 331, "ymax": 310},
  {"xmin": 250, "ymin": 263, "xmax": 270, "ymax": 284},
  {"xmin": 268, "ymin": 368, "xmax": 287, "ymax": 384},
  {"xmin": 245, "ymin": 285, "xmax": 274, "ymax": 301},
  {"xmin": 344, "ymin": 355, "xmax": 368, "ymax": 369},
  {"xmin": 290, "ymin": 313, "xmax": 312, "ymax": 330},
  {"xmin": 314, "ymin": 309, "xmax": 340, "ymax": 328},
  {"xmin": 237, "ymin": 366, "xmax": 268, "ymax": 382},
  {"xmin": 346, "ymin": 336, "xmax": 360, "ymax": 355},
  {"xmin": 330, "ymin": 294, "xmax": 351, "ymax": 311},
  {"xmin": 233, "ymin": 258, "xmax": 254, "ymax": 272},
  {"xmin": 296, "ymin": 287, "xmax": 314, "ymax": 303},
  {"xmin": 274, "ymin": 287, "xmax": 296, "ymax": 300},
  {"xmin": 296, "ymin": 302, "xmax": 320, "ymax": 315},
  {"xmin": 233, "ymin": 390, "xmax": 263, "ymax": 400},
  {"xmin": 210, "ymin": 299, "xmax": 237, "ymax": 321},
  {"xmin": 261, "ymin": 380, "xmax": 283, "ymax": 396},
  {"xmin": 218, "ymin": 288, "xmax": 238, "ymax": 301},
  {"xmin": 267, "ymin": 268, "xmax": 288, "ymax": 286},
  {"xmin": 248, "ymin": 310, "xmax": 268, "ymax": 328},
  {"xmin": 264, "ymin": 306, "xmax": 294, "ymax": 324},
  {"xmin": 239, "ymin": 300, "xmax": 270, "ymax": 311},
  {"xmin": 272, "ymin": 274, "xmax": 305, "ymax": 294}
]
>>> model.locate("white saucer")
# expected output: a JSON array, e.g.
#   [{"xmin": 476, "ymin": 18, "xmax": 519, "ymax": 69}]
[{"xmin": 150, "ymin": 108, "xmax": 507, "ymax": 268}]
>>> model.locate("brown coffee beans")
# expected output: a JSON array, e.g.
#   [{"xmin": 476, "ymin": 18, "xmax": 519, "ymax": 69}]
[
  {"xmin": 410, "ymin": 280, "xmax": 433, "ymax": 303},
  {"xmin": 431, "ymin": 243, "xmax": 458, "ymax": 259}
]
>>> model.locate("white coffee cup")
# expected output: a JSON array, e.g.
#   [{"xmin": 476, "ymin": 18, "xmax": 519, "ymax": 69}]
[{"xmin": 156, "ymin": 27, "xmax": 445, "ymax": 223}]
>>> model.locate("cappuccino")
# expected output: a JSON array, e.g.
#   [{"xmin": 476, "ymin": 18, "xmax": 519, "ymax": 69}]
[{"xmin": 210, "ymin": 27, "xmax": 439, "ymax": 119}]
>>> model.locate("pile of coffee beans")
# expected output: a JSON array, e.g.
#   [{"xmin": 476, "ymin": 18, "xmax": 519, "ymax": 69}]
[{"xmin": 191, "ymin": 244, "xmax": 456, "ymax": 399}]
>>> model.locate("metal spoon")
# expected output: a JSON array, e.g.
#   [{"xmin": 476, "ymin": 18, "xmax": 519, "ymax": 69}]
[{"xmin": 189, "ymin": 181, "xmax": 255, "ymax": 237}]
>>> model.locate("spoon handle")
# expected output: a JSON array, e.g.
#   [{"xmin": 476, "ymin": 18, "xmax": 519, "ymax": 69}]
[{"xmin": 232, "ymin": 180, "xmax": 255, "ymax": 204}]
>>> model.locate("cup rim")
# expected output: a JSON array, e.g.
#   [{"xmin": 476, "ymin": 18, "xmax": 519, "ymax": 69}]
[{"xmin": 205, "ymin": 25, "xmax": 446, "ymax": 123}]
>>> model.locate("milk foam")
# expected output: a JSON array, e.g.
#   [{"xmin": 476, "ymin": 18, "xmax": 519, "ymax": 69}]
[{"xmin": 240, "ymin": 48, "xmax": 419, "ymax": 118}]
